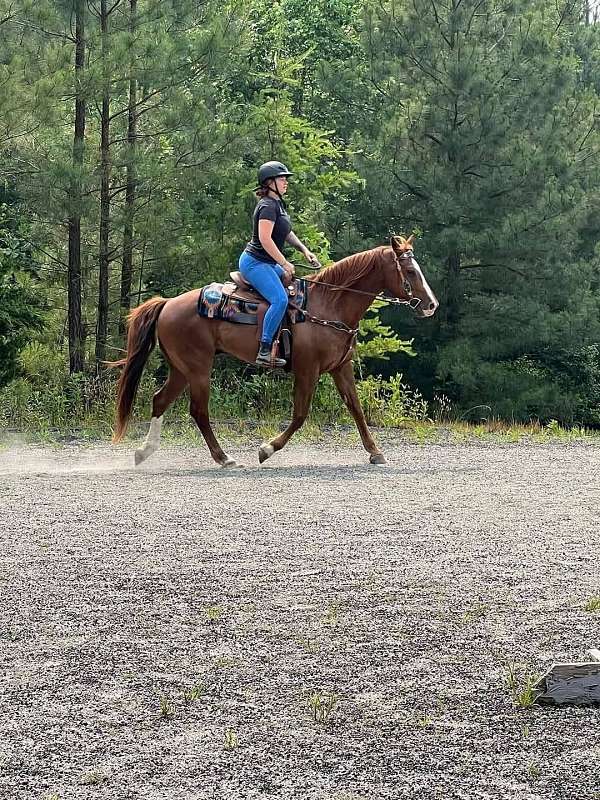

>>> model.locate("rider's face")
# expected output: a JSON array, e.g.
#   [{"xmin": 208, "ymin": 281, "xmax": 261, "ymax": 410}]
[{"xmin": 272, "ymin": 176, "xmax": 288, "ymax": 194}]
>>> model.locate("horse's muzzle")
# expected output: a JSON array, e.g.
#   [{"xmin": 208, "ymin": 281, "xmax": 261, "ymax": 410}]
[{"xmin": 415, "ymin": 299, "xmax": 439, "ymax": 318}]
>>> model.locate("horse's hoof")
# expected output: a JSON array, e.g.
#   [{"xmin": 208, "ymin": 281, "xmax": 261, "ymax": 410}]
[
  {"xmin": 370, "ymin": 452, "xmax": 387, "ymax": 465},
  {"xmin": 221, "ymin": 456, "xmax": 238, "ymax": 468},
  {"xmin": 134, "ymin": 448, "xmax": 148, "ymax": 466},
  {"xmin": 258, "ymin": 443, "xmax": 275, "ymax": 464}
]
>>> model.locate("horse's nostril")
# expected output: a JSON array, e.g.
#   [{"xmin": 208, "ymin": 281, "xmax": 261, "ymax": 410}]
[{"xmin": 429, "ymin": 302, "xmax": 435, "ymax": 310}]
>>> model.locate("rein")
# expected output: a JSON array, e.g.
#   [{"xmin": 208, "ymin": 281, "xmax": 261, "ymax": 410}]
[
  {"xmin": 300, "ymin": 274, "xmax": 421, "ymax": 310},
  {"xmin": 295, "ymin": 249, "xmax": 422, "ymax": 310}
]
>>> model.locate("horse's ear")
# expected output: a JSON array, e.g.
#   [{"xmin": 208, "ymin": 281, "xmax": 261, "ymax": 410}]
[{"xmin": 391, "ymin": 233, "xmax": 415, "ymax": 252}]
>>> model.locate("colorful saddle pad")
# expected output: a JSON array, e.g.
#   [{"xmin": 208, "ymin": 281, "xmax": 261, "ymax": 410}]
[{"xmin": 197, "ymin": 278, "xmax": 308, "ymax": 325}]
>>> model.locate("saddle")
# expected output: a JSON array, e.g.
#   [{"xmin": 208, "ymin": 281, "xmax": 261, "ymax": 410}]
[{"xmin": 197, "ymin": 271, "xmax": 309, "ymax": 367}]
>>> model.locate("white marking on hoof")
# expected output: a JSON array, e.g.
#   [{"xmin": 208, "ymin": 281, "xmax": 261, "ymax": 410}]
[
  {"xmin": 134, "ymin": 416, "xmax": 163, "ymax": 466},
  {"xmin": 221, "ymin": 456, "xmax": 238, "ymax": 468},
  {"xmin": 258, "ymin": 443, "xmax": 275, "ymax": 464}
]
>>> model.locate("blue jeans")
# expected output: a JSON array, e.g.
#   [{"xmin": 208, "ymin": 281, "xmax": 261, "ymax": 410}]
[{"xmin": 239, "ymin": 251, "xmax": 288, "ymax": 345}]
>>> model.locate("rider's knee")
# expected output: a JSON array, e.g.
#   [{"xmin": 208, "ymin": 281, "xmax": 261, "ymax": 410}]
[{"xmin": 272, "ymin": 294, "xmax": 288, "ymax": 315}]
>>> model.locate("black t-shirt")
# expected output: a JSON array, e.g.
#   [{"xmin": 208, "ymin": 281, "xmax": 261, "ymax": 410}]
[{"xmin": 245, "ymin": 197, "xmax": 292, "ymax": 262}]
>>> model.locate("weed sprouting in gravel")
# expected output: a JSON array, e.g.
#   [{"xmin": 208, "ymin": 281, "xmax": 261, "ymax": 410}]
[
  {"xmin": 183, "ymin": 683, "xmax": 205, "ymax": 704},
  {"xmin": 224, "ymin": 728, "xmax": 239, "ymax": 750},
  {"xmin": 308, "ymin": 692, "xmax": 339, "ymax": 723},
  {"xmin": 527, "ymin": 762, "xmax": 541, "ymax": 779},
  {"xmin": 205, "ymin": 605, "xmax": 222, "ymax": 623},
  {"xmin": 504, "ymin": 661, "xmax": 540, "ymax": 709},
  {"xmin": 80, "ymin": 770, "xmax": 108, "ymax": 785},
  {"xmin": 294, "ymin": 635, "xmax": 319, "ymax": 653},
  {"xmin": 159, "ymin": 695, "xmax": 175, "ymax": 719},
  {"xmin": 215, "ymin": 655, "xmax": 238, "ymax": 669},
  {"xmin": 323, "ymin": 603, "xmax": 341, "ymax": 627},
  {"xmin": 584, "ymin": 596, "xmax": 600, "ymax": 612},
  {"xmin": 410, "ymin": 424, "xmax": 433, "ymax": 444},
  {"xmin": 461, "ymin": 603, "xmax": 488, "ymax": 623}
]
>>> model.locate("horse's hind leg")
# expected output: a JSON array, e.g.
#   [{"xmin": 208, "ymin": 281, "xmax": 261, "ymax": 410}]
[
  {"xmin": 135, "ymin": 367, "xmax": 187, "ymax": 465},
  {"xmin": 189, "ymin": 375, "xmax": 238, "ymax": 468},
  {"xmin": 331, "ymin": 360, "xmax": 386, "ymax": 464}
]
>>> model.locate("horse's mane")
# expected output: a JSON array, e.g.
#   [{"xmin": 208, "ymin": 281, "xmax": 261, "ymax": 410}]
[{"xmin": 312, "ymin": 247, "xmax": 385, "ymax": 290}]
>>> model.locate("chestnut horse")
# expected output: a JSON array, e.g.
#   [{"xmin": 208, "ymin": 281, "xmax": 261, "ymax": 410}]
[{"xmin": 113, "ymin": 235, "xmax": 438, "ymax": 466}]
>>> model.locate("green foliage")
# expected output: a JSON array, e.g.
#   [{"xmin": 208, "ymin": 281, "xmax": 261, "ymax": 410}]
[
  {"xmin": 584, "ymin": 597, "xmax": 600, "ymax": 613},
  {"xmin": 355, "ymin": 374, "xmax": 428, "ymax": 426},
  {"xmin": 357, "ymin": 301, "xmax": 415, "ymax": 362},
  {"xmin": 0, "ymin": 362, "xmax": 431, "ymax": 433},
  {"xmin": 355, "ymin": 0, "xmax": 600, "ymax": 423},
  {"xmin": 1, "ymin": 0, "xmax": 600, "ymax": 425},
  {"xmin": 0, "ymin": 199, "xmax": 44, "ymax": 387}
]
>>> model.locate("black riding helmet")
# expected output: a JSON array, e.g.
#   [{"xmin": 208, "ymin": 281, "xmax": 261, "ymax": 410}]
[{"xmin": 255, "ymin": 160, "xmax": 293, "ymax": 189}]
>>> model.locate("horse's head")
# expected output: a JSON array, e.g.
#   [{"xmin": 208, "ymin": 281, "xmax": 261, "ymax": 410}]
[{"xmin": 385, "ymin": 235, "xmax": 438, "ymax": 318}]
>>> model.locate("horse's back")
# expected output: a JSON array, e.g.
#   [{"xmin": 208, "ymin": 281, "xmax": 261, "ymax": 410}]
[{"xmin": 156, "ymin": 288, "xmax": 259, "ymax": 369}]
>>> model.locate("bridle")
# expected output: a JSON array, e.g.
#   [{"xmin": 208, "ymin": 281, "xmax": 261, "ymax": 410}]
[
  {"xmin": 389, "ymin": 248, "xmax": 422, "ymax": 310},
  {"xmin": 299, "ymin": 248, "xmax": 422, "ymax": 310}
]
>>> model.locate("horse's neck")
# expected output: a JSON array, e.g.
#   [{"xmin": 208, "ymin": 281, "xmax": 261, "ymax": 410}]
[{"xmin": 310, "ymin": 257, "xmax": 384, "ymax": 327}]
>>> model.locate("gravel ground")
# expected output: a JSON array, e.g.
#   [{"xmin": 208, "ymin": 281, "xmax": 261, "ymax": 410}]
[{"xmin": 0, "ymin": 436, "xmax": 599, "ymax": 800}]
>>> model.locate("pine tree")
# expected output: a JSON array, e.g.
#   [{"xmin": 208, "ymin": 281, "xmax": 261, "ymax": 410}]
[
  {"xmin": 358, "ymin": 0, "xmax": 600, "ymax": 420},
  {"xmin": 0, "ymin": 190, "xmax": 44, "ymax": 386}
]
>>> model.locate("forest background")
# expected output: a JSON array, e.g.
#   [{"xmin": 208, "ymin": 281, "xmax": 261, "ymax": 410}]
[{"xmin": 1, "ymin": 0, "xmax": 599, "ymax": 433}]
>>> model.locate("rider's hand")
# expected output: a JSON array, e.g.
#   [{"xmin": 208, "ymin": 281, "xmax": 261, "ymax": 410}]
[
  {"xmin": 282, "ymin": 259, "xmax": 295, "ymax": 276},
  {"xmin": 304, "ymin": 250, "xmax": 321, "ymax": 269}
]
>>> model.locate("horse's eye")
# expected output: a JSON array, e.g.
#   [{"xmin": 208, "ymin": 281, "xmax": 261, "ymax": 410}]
[{"xmin": 406, "ymin": 268, "xmax": 416, "ymax": 276}]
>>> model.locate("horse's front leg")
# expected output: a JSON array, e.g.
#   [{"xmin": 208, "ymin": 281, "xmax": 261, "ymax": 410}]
[
  {"xmin": 331, "ymin": 360, "xmax": 386, "ymax": 464},
  {"xmin": 258, "ymin": 367, "xmax": 319, "ymax": 464}
]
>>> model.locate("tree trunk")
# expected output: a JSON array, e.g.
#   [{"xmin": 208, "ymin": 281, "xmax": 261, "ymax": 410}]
[
  {"xmin": 95, "ymin": 0, "xmax": 111, "ymax": 366},
  {"xmin": 119, "ymin": 0, "xmax": 137, "ymax": 337},
  {"xmin": 67, "ymin": 0, "xmax": 85, "ymax": 374}
]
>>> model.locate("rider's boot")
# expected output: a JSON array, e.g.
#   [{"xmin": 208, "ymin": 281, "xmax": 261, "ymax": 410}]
[{"xmin": 256, "ymin": 342, "xmax": 286, "ymax": 369}]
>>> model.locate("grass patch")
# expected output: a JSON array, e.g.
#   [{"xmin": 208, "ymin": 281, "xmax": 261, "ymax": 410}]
[
  {"xmin": 224, "ymin": 729, "xmax": 239, "ymax": 750},
  {"xmin": 584, "ymin": 597, "xmax": 600, "ymax": 612},
  {"xmin": 183, "ymin": 683, "xmax": 205, "ymax": 704},
  {"xmin": 461, "ymin": 602, "xmax": 488, "ymax": 624},
  {"xmin": 205, "ymin": 605, "xmax": 222, "ymax": 623},
  {"xmin": 504, "ymin": 661, "xmax": 540, "ymax": 709},
  {"xmin": 159, "ymin": 695, "xmax": 175, "ymax": 719},
  {"xmin": 79, "ymin": 770, "xmax": 109, "ymax": 786},
  {"xmin": 527, "ymin": 762, "xmax": 541, "ymax": 780},
  {"xmin": 2, "ymin": 367, "xmax": 598, "ymax": 445},
  {"xmin": 308, "ymin": 692, "xmax": 339, "ymax": 723}
]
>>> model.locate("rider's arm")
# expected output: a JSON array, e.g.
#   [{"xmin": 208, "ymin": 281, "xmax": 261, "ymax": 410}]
[
  {"xmin": 258, "ymin": 220, "xmax": 295, "ymax": 274},
  {"xmin": 286, "ymin": 231, "xmax": 309, "ymax": 256},
  {"xmin": 286, "ymin": 232, "xmax": 320, "ymax": 267}
]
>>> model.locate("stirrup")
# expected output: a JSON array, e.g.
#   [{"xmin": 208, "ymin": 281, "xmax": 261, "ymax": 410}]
[{"xmin": 256, "ymin": 352, "xmax": 286, "ymax": 369}]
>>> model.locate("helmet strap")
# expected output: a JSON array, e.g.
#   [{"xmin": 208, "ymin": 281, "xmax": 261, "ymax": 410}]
[{"xmin": 267, "ymin": 179, "xmax": 287, "ymax": 207}]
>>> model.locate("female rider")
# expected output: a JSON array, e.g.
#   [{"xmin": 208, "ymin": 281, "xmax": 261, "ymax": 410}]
[{"xmin": 239, "ymin": 161, "xmax": 320, "ymax": 367}]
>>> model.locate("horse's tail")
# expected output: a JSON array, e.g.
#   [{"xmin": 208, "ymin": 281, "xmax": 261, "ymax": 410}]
[{"xmin": 112, "ymin": 297, "xmax": 168, "ymax": 443}]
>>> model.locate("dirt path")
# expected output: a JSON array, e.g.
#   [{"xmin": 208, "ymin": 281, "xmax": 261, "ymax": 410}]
[{"xmin": 1, "ymin": 438, "xmax": 599, "ymax": 800}]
